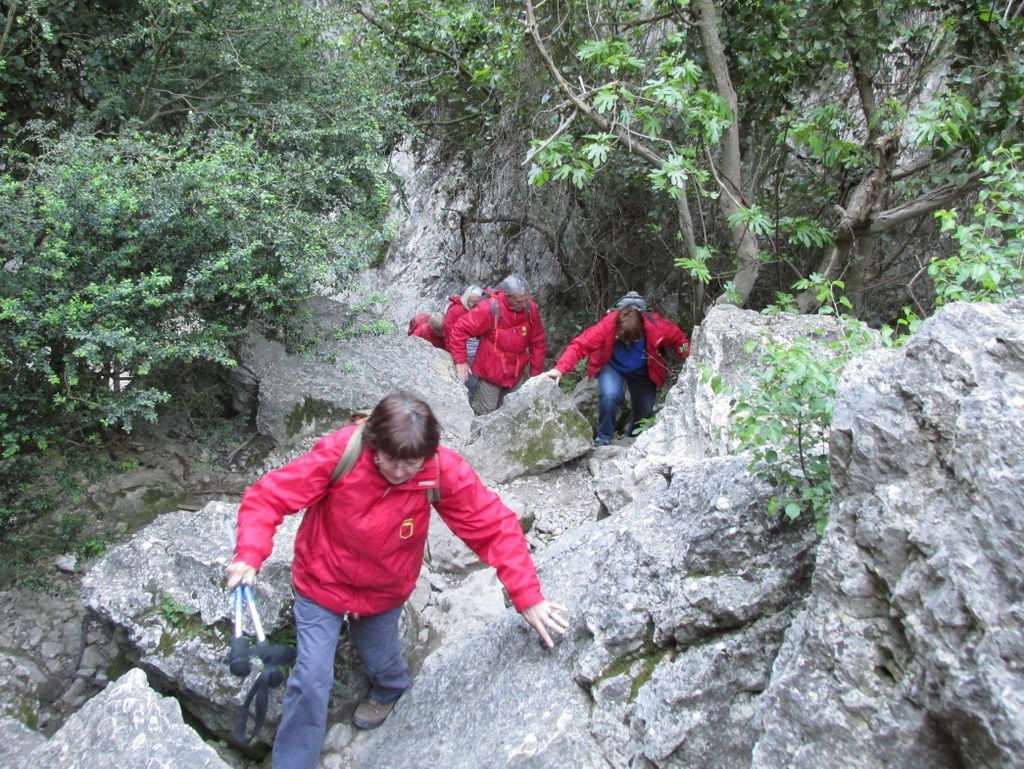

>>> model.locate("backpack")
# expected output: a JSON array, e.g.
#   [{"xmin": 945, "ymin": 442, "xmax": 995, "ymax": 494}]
[{"xmin": 328, "ymin": 422, "xmax": 441, "ymax": 503}]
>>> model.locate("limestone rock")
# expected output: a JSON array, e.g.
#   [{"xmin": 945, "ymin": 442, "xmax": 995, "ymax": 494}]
[
  {"xmin": 242, "ymin": 296, "xmax": 474, "ymax": 448},
  {"xmin": 752, "ymin": 299, "xmax": 1024, "ymax": 768},
  {"xmin": 461, "ymin": 376, "xmax": 592, "ymax": 484},
  {"xmin": 81, "ymin": 502, "xmax": 317, "ymax": 748},
  {"xmin": 18, "ymin": 668, "xmax": 229, "ymax": 769},
  {"xmin": 353, "ymin": 456, "xmax": 818, "ymax": 769},
  {"xmin": 0, "ymin": 716, "xmax": 45, "ymax": 766},
  {"xmin": 594, "ymin": 304, "xmax": 875, "ymax": 513}
]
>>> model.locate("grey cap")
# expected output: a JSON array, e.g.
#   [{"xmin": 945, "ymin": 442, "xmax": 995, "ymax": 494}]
[{"xmin": 615, "ymin": 291, "xmax": 648, "ymax": 311}]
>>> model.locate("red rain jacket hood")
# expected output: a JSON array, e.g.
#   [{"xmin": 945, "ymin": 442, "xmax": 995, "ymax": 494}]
[
  {"xmin": 408, "ymin": 313, "xmax": 445, "ymax": 349},
  {"xmin": 442, "ymin": 295, "xmax": 468, "ymax": 351}
]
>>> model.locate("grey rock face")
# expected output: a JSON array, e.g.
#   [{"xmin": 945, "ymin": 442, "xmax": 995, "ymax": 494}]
[
  {"xmin": 17, "ymin": 668, "xmax": 229, "ymax": 769},
  {"xmin": 242, "ymin": 296, "xmax": 474, "ymax": 447},
  {"xmin": 336, "ymin": 138, "xmax": 575, "ymax": 333},
  {"xmin": 81, "ymin": 502, "xmax": 319, "ymax": 747},
  {"xmin": 593, "ymin": 304, "xmax": 866, "ymax": 512},
  {"xmin": 461, "ymin": 376, "xmax": 592, "ymax": 483},
  {"xmin": 0, "ymin": 716, "xmax": 45, "ymax": 765},
  {"xmin": 753, "ymin": 299, "xmax": 1024, "ymax": 768},
  {"xmin": 354, "ymin": 456, "xmax": 818, "ymax": 769}
]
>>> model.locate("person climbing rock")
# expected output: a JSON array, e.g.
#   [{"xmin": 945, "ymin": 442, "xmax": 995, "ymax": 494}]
[
  {"xmin": 225, "ymin": 391, "xmax": 568, "ymax": 769},
  {"xmin": 543, "ymin": 293, "xmax": 689, "ymax": 447},
  {"xmin": 449, "ymin": 274, "xmax": 547, "ymax": 415}
]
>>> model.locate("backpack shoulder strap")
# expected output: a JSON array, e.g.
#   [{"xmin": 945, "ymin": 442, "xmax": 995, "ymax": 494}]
[
  {"xmin": 425, "ymin": 455, "xmax": 442, "ymax": 504},
  {"xmin": 329, "ymin": 422, "xmax": 365, "ymax": 486}
]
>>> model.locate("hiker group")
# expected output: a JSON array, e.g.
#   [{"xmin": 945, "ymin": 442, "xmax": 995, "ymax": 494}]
[
  {"xmin": 409, "ymin": 275, "xmax": 690, "ymax": 447},
  {"xmin": 226, "ymin": 276, "xmax": 690, "ymax": 769}
]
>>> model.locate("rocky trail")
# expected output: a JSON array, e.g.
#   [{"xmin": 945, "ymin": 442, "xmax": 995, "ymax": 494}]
[{"xmin": 0, "ymin": 423, "xmax": 620, "ymax": 766}]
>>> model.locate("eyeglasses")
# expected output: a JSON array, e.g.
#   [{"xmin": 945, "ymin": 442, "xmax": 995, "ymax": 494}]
[{"xmin": 374, "ymin": 453, "xmax": 425, "ymax": 473}]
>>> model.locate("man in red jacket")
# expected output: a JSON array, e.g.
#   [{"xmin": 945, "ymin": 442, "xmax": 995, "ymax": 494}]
[
  {"xmin": 226, "ymin": 392, "xmax": 567, "ymax": 769},
  {"xmin": 544, "ymin": 292, "xmax": 689, "ymax": 447},
  {"xmin": 449, "ymin": 274, "xmax": 547, "ymax": 415}
]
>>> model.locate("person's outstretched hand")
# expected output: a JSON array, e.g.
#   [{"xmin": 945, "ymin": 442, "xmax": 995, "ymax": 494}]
[
  {"xmin": 541, "ymin": 368, "xmax": 562, "ymax": 383},
  {"xmin": 225, "ymin": 560, "xmax": 257, "ymax": 590},
  {"xmin": 521, "ymin": 600, "xmax": 569, "ymax": 648}
]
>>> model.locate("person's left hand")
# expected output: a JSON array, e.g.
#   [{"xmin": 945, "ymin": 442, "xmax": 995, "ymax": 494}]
[{"xmin": 521, "ymin": 600, "xmax": 569, "ymax": 648}]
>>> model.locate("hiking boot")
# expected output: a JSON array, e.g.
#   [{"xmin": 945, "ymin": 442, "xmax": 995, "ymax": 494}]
[
  {"xmin": 592, "ymin": 438, "xmax": 610, "ymax": 448},
  {"xmin": 352, "ymin": 697, "xmax": 396, "ymax": 730}
]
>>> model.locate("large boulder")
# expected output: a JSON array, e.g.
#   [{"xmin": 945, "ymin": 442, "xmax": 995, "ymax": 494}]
[
  {"xmin": 82, "ymin": 502, "xmax": 308, "ymax": 749},
  {"xmin": 242, "ymin": 296, "xmax": 474, "ymax": 448},
  {"xmin": 351, "ymin": 454, "xmax": 818, "ymax": 769},
  {"xmin": 0, "ymin": 717, "xmax": 44, "ymax": 765},
  {"xmin": 461, "ymin": 376, "xmax": 592, "ymax": 484},
  {"xmin": 17, "ymin": 668, "xmax": 229, "ymax": 769},
  {"xmin": 593, "ymin": 304, "xmax": 874, "ymax": 512},
  {"xmin": 752, "ymin": 299, "xmax": 1024, "ymax": 768}
]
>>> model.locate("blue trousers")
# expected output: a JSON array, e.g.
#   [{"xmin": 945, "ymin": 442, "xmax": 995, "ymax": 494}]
[
  {"xmin": 596, "ymin": 366, "xmax": 657, "ymax": 443},
  {"xmin": 271, "ymin": 594, "xmax": 409, "ymax": 769}
]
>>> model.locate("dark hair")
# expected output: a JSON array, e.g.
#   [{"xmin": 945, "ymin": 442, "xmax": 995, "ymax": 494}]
[
  {"xmin": 363, "ymin": 392, "xmax": 441, "ymax": 460},
  {"xmin": 615, "ymin": 306, "xmax": 644, "ymax": 345}
]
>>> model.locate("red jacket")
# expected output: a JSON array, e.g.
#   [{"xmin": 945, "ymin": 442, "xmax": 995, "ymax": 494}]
[
  {"xmin": 553, "ymin": 310, "xmax": 690, "ymax": 388},
  {"xmin": 233, "ymin": 425, "xmax": 544, "ymax": 616},
  {"xmin": 442, "ymin": 295, "xmax": 468, "ymax": 351},
  {"xmin": 449, "ymin": 292, "xmax": 547, "ymax": 388},
  {"xmin": 408, "ymin": 313, "xmax": 445, "ymax": 349}
]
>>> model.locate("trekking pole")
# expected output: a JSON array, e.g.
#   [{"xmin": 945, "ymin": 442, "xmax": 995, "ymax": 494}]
[
  {"xmin": 228, "ymin": 586, "xmax": 252, "ymax": 677},
  {"xmin": 226, "ymin": 585, "xmax": 297, "ymax": 743},
  {"xmin": 243, "ymin": 585, "xmax": 266, "ymax": 643}
]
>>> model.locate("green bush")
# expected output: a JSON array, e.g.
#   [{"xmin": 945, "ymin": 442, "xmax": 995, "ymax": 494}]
[
  {"xmin": 711, "ymin": 315, "xmax": 875, "ymax": 533},
  {"xmin": 0, "ymin": 131, "xmax": 371, "ymax": 456}
]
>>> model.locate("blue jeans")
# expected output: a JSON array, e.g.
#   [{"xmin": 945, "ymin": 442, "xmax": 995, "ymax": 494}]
[
  {"xmin": 271, "ymin": 594, "xmax": 409, "ymax": 769},
  {"xmin": 596, "ymin": 366, "xmax": 657, "ymax": 443}
]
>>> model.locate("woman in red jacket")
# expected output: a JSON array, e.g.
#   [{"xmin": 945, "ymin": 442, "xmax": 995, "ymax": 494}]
[
  {"xmin": 544, "ymin": 294, "xmax": 689, "ymax": 447},
  {"xmin": 441, "ymin": 284, "xmax": 484, "ymax": 352},
  {"xmin": 225, "ymin": 392, "xmax": 567, "ymax": 769},
  {"xmin": 443, "ymin": 284, "xmax": 485, "ymax": 402}
]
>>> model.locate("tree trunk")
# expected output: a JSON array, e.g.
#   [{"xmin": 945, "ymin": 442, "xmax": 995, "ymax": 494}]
[{"xmin": 691, "ymin": 0, "xmax": 760, "ymax": 308}]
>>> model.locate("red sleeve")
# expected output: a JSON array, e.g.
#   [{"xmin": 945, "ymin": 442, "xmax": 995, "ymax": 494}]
[
  {"xmin": 433, "ymin": 449, "xmax": 545, "ymax": 612},
  {"xmin": 233, "ymin": 427, "xmax": 354, "ymax": 570},
  {"xmin": 449, "ymin": 301, "xmax": 493, "ymax": 364},
  {"xmin": 554, "ymin": 315, "xmax": 613, "ymax": 374},
  {"xmin": 656, "ymin": 317, "xmax": 690, "ymax": 359},
  {"xmin": 442, "ymin": 304, "xmax": 461, "ymax": 351},
  {"xmin": 528, "ymin": 301, "xmax": 547, "ymax": 375}
]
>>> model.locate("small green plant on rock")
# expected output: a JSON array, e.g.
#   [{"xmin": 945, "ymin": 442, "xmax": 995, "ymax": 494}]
[{"xmin": 709, "ymin": 296, "xmax": 875, "ymax": 533}]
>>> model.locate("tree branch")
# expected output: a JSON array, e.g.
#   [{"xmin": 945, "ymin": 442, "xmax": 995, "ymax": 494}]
[{"xmin": 867, "ymin": 171, "xmax": 985, "ymax": 234}]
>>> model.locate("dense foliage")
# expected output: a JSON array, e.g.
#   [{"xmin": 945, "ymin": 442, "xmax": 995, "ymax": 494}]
[
  {"xmin": 0, "ymin": 0, "xmax": 404, "ymax": 456},
  {"xmin": 0, "ymin": 0, "xmax": 1019, "ymax": 543}
]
